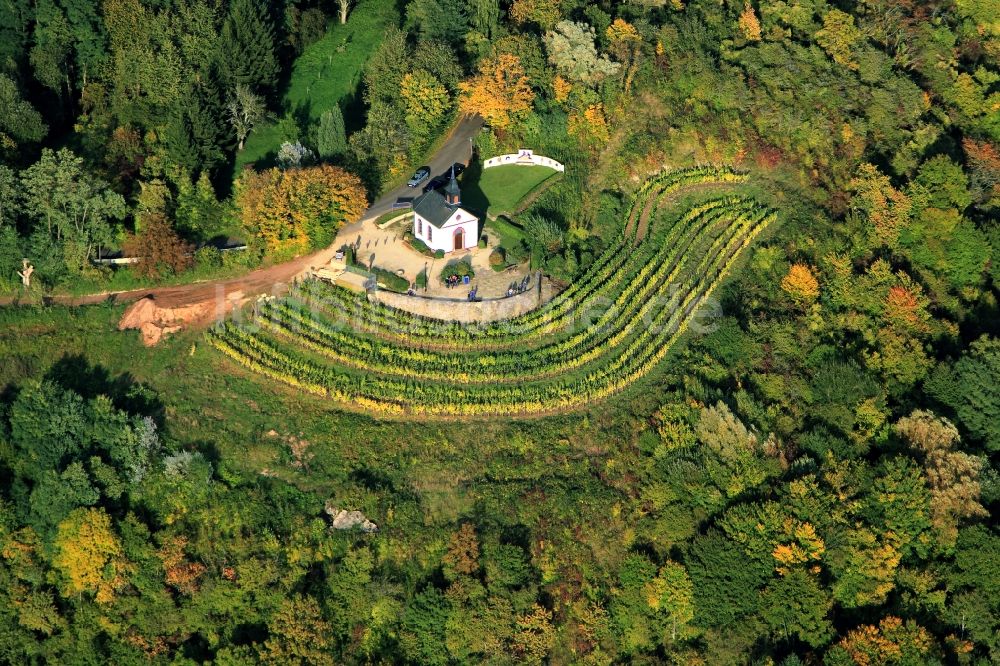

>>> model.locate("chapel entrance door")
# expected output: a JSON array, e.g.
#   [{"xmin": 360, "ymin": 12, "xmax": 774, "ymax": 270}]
[{"xmin": 454, "ymin": 228, "xmax": 464, "ymax": 251}]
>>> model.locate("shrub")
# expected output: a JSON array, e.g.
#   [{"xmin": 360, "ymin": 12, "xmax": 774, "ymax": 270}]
[
  {"xmin": 415, "ymin": 269, "xmax": 428, "ymax": 289},
  {"xmin": 434, "ymin": 249, "xmax": 445, "ymax": 259},
  {"xmin": 222, "ymin": 248, "xmax": 258, "ymax": 270},
  {"xmin": 489, "ymin": 249, "xmax": 505, "ymax": 266},
  {"xmin": 478, "ymin": 237, "xmax": 488, "ymax": 249},
  {"xmin": 439, "ymin": 260, "xmax": 475, "ymax": 283},
  {"xmin": 194, "ymin": 246, "xmax": 223, "ymax": 269},
  {"xmin": 407, "ymin": 234, "xmax": 433, "ymax": 256},
  {"xmin": 373, "ymin": 266, "xmax": 409, "ymax": 292}
]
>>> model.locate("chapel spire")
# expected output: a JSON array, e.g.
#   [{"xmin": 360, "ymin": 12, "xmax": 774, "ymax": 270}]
[{"xmin": 444, "ymin": 165, "xmax": 461, "ymax": 206}]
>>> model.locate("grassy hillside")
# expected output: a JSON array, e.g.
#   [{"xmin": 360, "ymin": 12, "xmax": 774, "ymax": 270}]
[
  {"xmin": 462, "ymin": 165, "xmax": 560, "ymax": 217},
  {"xmin": 234, "ymin": 0, "xmax": 400, "ymax": 174}
]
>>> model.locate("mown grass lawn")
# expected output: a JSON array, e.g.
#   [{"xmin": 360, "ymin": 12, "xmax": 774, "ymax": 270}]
[
  {"xmin": 462, "ymin": 165, "xmax": 560, "ymax": 218},
  {"xmin": 234, "ymin": 0, "xmax": 399, "ymax": 174}
]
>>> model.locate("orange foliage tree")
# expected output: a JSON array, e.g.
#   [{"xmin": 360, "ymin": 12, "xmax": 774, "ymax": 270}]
[
  {"xmin": 443, "ymin": 523, "xmax": 480, "ymax": 578},
  {"xmin": 458, "ymin": 53, "xmax": 535, "ymax": 132},
  {"xmin": 235, "ymin": 164, "xmax": 367, "ymax": 258},
  {"xmin": 834, "ymin": 616, "xmax": 937, "ymax": 665},
  {"xmin": 962, "ymin": 137, "xmax": 1000, "ymax": 208},
  {"xmin": 158, "ymin": 535, "xmax": 207, "ymax": 596},
  {"xmin": 123, "ymin": 213, "xmax": 194, "ymax": 279}
]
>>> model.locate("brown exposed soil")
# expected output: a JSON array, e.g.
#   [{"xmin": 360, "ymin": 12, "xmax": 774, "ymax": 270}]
[{"xmin": 118, "ymin": 296, "xmax": 213, "ymax": 346}]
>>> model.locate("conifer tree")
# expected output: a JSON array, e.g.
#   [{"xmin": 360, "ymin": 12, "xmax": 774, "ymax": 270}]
[
  {"xmin": 164, "ymin": 80, "xmax": 227, "ymax": 174},
  {"xmin": 317, "ymin": 106, "xmax": 347, "ymax": 161},
  {"xmin": 218, "ymin": 0, "xmax": 279, "ymax": 95}
]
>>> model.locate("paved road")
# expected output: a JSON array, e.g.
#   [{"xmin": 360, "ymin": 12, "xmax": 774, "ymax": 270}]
[
  {"xmin": 1, "ymin": 115, "xmax": 484, "ymax": 312},
  {"xmin": 359, "ymin": 114, "xmax": 482, "ymax": 223}
]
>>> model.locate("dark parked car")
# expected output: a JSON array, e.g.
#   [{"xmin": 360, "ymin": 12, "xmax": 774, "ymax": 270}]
[
  {"xmin": 423, "ymin": 176, "xmax": 447, "ymax": 192},
  {"xmin": 407, "ymin": 167, "xmax": 430, "ymax": 187}
]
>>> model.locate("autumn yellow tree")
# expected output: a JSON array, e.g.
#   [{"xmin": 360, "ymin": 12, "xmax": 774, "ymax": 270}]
[
  {"xmin": 53, "ymin": 508, "xmax": 132, "ymax": 603},
  {"xmin": 236, "ymin": 164, "xmax": 367, "ymax": 258},
  {"xmin": 568, "ymin": 103, "xmax": 610, "ymax": 150},
  {"xmin": 772, "ymin": 519, "xmax": 825, "ymax": 575},
  {"xmin": 738, "ymin": 3, "xmax": 762, "ymax": 41},
  {"xmin": 781, "ymin": 263, "xmax": 820, "ymax": 305},
  {"xmin": 512, "ymin": 604, "xmax": 556, "ymax": 663},
  {"xmin": 458, "ymin": 53, "xmax": 535, "ymax": 131},
  {"xmin": 606, "ymin": 19, "xmax": 643, "ymax": 93},
  {"xmin": 551, "ymin": 75, "xmax": 571, "ymax": 104},
  {"xmin": 815, "ymin": 9, "xmax": 862, "ymax": 70},
  {"xmin": 642, "ymin": 560, "xmax": 695, "ymax": 642}
]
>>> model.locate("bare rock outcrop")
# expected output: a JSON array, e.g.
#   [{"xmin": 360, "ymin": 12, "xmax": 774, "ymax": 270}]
[{"xmin": 324, "ymin": 501, "xmax": 378, "ymax": 533}]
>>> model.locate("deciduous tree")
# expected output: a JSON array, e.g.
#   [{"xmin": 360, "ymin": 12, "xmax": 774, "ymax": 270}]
[
  {"xmin": 509, "ymin": 0, "xmax": 561, "ymax": 30},
  {"xmin": 443, "ymin": 523, "xmax": 480, "ymax": 579},
  {"xmin": 815, "ymin": 9, "xmax": 863, "ymax": 70},
  {"xmin": 401, "ymin": 69, "xmax": 451, "ymax": 140},
  {"xmin": 830, "ymin": 616, "xmax": 938, "ymax": 665},
  {"xmin": 738, "ymin": 3, "xmax": 762, "ymax": 42},
  {"xmin": 235, "ymin": 164, "xmax": 367, "ymax": 257},
  {"xmin": 513, "ymin": 605, "xmax": 555, "ymax": 664},
  {"xmin": 781, "ymin": 262, "xmax": 820, "ymax": 305},
  {"xmin": 761, "ymin": 569, "xmax": 834, "ymax": 648},
  {"xmin": 544, "ymin": 21, "xmax": 620, "ymax": 86},
  {"xmin": 458, "ymin": 53, "xmax": 534, "ymax": 131},
  {"xmin": 123, "ymin": 213, "xmax": 193, "ymax": 279},
  {"xmin": 606, "ymin": 18, "xmax": 643, "ymax": 92},
  {"xmin": 0, "ymin": 74, "xmax": 47, "ymax": 152},
  {"xmin": 52, "ymin": 507, "xmax": 131, "ymax": 603},
  {"xmin": 894, "ymin": 410, "xmax": 988, "ymax": 549},
  {"xmin": 850, "ymin": 163, "xmax": 912, "ymax": 248},
  {"xmin": 259, "ymin": 596, "xmax": 335, "ymax": 665},
  {"xmin": 643, "ymin": 560, "xmax": 695, "ymax": 643},
  {"xmin": 227, "ymin": 83, "xmax": 266, "ymax": 151},
  {"xmin": 20, "ymin": 148, "xmax": 126, "ymax": 272}
]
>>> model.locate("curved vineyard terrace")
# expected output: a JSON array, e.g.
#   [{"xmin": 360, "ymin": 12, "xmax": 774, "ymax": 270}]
[{"xmin": 208, "ymin": 167, "xmax": 777, "ymax": 417}]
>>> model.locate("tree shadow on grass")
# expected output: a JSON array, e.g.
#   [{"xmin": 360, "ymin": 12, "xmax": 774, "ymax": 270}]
[
  {"xmin": 459, "ymin": 156, "xmax": 490, "ymax": 219},
  {"xmin": 44, "ymin": 354, "xmax": 164, "ymax": 424}
]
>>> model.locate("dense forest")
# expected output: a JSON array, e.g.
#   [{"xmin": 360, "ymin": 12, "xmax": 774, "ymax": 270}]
[{"xmin": 0, "ymin": 0, "xmax": 998, "ymax": 663}]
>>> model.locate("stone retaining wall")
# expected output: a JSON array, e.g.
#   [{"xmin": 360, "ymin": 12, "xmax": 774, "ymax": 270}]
[
  {"xmin": 484, "ymin": 150, "xmax": 564, "ymax": 172},
  {"xmin": 369, "ymin": 279, "xmax": 556, "ymax": 323}
]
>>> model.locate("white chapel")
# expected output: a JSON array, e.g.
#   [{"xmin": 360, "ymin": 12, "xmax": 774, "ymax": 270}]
[{"xmin": 411, "ymin": 169, "xmax": 479, "ymax": 254}]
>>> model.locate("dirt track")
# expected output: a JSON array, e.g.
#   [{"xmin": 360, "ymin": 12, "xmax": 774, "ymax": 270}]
[{"xmin": 1, "ymin": 115, "xmax": 484, "ymax": 324}]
